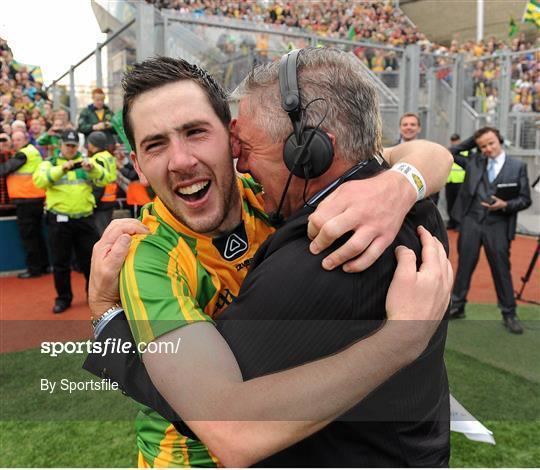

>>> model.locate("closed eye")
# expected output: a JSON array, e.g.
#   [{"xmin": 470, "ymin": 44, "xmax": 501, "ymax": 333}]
[
  {"xmin": 187, "ymin": 128, "xmax": 205, "ymax": 137},
  {"xmin": 144, "ymin": 141, "xmax": 164, "ymax": 152}
]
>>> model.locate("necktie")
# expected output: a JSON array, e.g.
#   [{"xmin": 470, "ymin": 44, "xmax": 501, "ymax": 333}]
[{"xmin": 487, "ymin": 160, "xmax": 497, "ymax": 183}]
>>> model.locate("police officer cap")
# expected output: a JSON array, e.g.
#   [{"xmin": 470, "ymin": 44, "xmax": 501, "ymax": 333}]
[
  {"xmin": 88, "ymin": 131, "xmax": 108, "ymax": 150},
  {"xmin": 62, "ymin": 130, "xmax": 79, "ymax": 144}
]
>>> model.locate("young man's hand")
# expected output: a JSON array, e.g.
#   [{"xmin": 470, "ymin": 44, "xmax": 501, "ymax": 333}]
[
  {"xmin": 88, "ymin": 219, "xmax": 149, "ymax": 318},
  {"xmin": 385, "ymin": 226, "xmax": 452, "ymax": 352}
]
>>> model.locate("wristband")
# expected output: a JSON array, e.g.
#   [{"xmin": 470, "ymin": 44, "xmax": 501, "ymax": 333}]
[
  {"xmin": 92, "ymin": 304, "xmax": 123, "ymax": 338},
  {"xmin": 390, "ymin": 162, "xmax": 427, "ymax": 201}
]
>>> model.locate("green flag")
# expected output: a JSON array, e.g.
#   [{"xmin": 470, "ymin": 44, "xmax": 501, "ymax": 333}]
[
  {"xmin": 508, "ymin": 16, "xmax": 518, "ymax": 37},
  {"xmin": 522, "ymin": 0, "xmax": 540, "ymax": 28},
  {"xmin": 348, "ymin": 24, "xmax": 356, "ymax": 41},
  {"xmin": 111, "ymin": 110, "xmax": 132, "ymax": 153}
]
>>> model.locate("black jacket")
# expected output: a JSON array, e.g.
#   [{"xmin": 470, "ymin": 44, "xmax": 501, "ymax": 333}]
[{"xmin": 449, "ymin": 137, "xmax": 531, "ymax": 240}]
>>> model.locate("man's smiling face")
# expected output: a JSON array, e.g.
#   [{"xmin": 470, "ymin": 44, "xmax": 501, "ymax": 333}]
[{"xmin": 130, "ymin": 80, "xmax": 240, "ymax": 236}]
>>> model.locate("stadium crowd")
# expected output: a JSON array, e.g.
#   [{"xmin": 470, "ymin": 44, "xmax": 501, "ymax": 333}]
[
  {"xmin": 145, "ymin": 0, "xmax": 540, "ymax": 115},
  {"xmin": 1, "ymin": 36, "xmax": 152, "ymax": 314},
  {"xmin": 0, "ymin": 37, "xmax": 146, "ymax": 217},
  {"xmin": 0, "ymin": 3, "xmax": 538, "ymax": 310}
]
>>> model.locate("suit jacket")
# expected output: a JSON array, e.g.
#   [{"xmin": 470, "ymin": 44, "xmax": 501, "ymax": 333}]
[{"xmin": 450, "ymin": 137, "xmax": 531, "ymax": 240}]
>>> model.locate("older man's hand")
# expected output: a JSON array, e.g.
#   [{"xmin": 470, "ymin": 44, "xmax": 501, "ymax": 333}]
[
  {"xmin": 307, "ymin": 170, "xmax": 416, "ymax": 272},
  {"xmin": 88, "ymin": 219, "xmax": 149, "ymax": 319}
]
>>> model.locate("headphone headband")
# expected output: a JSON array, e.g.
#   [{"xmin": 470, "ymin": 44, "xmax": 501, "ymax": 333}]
[
  {"xmin": 279, "ymin": 49, "xmax": 302, "ymax": 116},
  {"xmin": 270, "ymin": 48, "xmax": 335, "ymax": 225}
]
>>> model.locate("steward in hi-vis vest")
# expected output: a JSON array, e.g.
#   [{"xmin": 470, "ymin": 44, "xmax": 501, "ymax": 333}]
[
  {"xmin": 0, "ymin": 130, "xmax": 49, "ymax": 278},
  {"xmin": 33, "ymin": 130, "xmax": 109, "ymax": 314},
  {"xmin": 445, "ymin": 134, "xmax": 468, "ymax": 230}
]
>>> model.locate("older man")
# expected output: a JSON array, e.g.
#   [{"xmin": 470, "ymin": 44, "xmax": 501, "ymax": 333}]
[{"xmin": 85, "ymin": 52, "xmax": 453, "ymax": 467}]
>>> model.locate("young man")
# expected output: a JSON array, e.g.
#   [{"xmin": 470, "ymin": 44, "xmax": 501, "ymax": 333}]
[
  {"xmin": 448, "ymin": 127, "xmax": 531, "ymax": 334},
  {"xmin": 398, "ymin": 112, "xmax": 422, "ymax": 143},
  {"xmin": 86, "ymin": 53, "xmax": 453, "ymax": 467},
  {"xmin": 77, "ymin": 88, "xmax": 116, "ymax": 146}
]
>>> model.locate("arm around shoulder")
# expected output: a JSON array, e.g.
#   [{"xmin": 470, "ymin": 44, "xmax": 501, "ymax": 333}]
[{"xmin": 383, "ymin": 139, "xmax": 453, "ymax": 196}]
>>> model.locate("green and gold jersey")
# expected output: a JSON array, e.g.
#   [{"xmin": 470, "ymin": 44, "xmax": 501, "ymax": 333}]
[{"xmin": 120, "ymin": 176, "xmax": 275, "ymax": 467}]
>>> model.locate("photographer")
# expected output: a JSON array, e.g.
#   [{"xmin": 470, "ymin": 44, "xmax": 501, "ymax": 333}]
[{"xmin": 33, "ymin": 130, "xmax": 109, "ymax": 314}]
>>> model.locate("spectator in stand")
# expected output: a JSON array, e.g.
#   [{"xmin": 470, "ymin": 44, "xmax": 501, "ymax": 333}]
[
  {"xmin": 78, "ymin": 88, "xmax": 116, "ymax": 146},
  {"xmin": 0, "ymin": 132, "xmax": 11, "ymax": 153},
  {"xmin": 28, "ymin": 118, "xmax": 44, "ymax": 149},
  {"xmin": 532, "ymin": 82, "xmax": 540, "ymax": 112},
  {"xmin": 0, "ymin": 132, "xmax": 13, "ymax": 212},
  {"xmin": 54, "ymin": 109, "xmax": 73, "ymax": 129},
  {"xmin": 485, "ymin": 86, "xmax": 498, "ymax": 123},
  {"xmin": 0, "ymin": 130, "xmax": 49, "ymax": 278},
  {"xmin": 42, "ymin": 101, "xmax": 54, "ymax": 125},
  {"xmin": 11, "ymin": 119, "xmax": 26, "ymax": 133},
  {"xmin": 512, "ymin": 93, "xmax": 532, "ymax": 113},
  {"xmin": 14, "ymin": 110, "xmax": 27, "ymax": 123},
  {"xmin": 37, "ymin": 118, "xmax": 64, "ymax": 158}
]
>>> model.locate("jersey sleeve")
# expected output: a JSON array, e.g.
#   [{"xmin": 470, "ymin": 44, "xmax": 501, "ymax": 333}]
[{"xmin": 119, "ymin": 233, "xmax": 214, "ymax": 349}]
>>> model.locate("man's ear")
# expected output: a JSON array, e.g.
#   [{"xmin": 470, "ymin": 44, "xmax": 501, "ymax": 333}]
[
  {"xmin": 130, "ymin": 150, "xmax": 149, "ymax": 186},
  {"xmin": 325, "ymin": 132, "xmax": 336, "ymax": 149},
  {"xmin": 229, "ymin": 119, "xmax": 241, "ymax": 160}
]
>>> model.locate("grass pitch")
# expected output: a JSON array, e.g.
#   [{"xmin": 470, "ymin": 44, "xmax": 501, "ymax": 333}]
[{"xmin": 1, "ymin": 304, "xmax": 538, "ymax": 467}]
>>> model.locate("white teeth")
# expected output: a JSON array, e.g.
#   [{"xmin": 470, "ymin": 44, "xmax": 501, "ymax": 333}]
[{"xmin": 177, "ymin": 181, "xmax": 209, "ymax": 195}]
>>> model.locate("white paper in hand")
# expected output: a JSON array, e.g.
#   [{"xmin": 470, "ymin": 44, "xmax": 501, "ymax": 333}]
[{"xmin": 450, "ymin": 394, "xmax": 496, "ymax": 445}]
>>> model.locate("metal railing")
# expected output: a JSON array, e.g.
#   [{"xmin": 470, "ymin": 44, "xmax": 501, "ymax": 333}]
[{"xmin": 46, "ymin": 0, "xmax": 539, "ymax": 160}]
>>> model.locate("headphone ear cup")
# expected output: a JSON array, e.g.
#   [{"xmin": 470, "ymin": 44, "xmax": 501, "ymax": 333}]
[{"xmin": 283, "ymin": 129, "xmax": 334, "ymax": 179}]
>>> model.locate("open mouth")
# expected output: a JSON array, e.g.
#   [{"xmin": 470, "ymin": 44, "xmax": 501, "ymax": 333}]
[{"xmin": 175, "ymin": 180, "xmax": 211, "ymax": 202}]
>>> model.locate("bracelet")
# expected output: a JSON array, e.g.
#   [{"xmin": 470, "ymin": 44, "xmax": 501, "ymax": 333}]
[
  {"xmin": 92, "ymin": 304, "xmax": 123, "ymax": 337},
  {"xmin": 389, "ymin": 162, "xmax": 427, "ymax": 201}
]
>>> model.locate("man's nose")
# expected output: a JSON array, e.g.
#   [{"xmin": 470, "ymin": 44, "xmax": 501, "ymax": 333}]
[{"xmin": 168, "ymin": 138, "xmax": 198, "ymax": 172}]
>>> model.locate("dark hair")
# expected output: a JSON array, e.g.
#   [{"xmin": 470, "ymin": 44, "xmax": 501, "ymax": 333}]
[
  {"xmin": 399, "ymin": 112, "xmax": 421, "ymax": 126},
  {"xmin": 122, "ymin": 56, "xmax": 231, "ymax": 151},
  {"xmin": 450, "ymin": 133, "xmax": 460, "ymax": 141},
  {"xmin": 473, "ymin": 126, "xmax": 503, "ymax": 143}
]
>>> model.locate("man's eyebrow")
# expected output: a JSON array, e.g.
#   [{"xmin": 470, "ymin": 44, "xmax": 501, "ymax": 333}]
[
  {"xmin": 139, "ymin": 120, "xmax": 212, "ymax": 147},
  {"xmin": 140, "ymin": 132, "xmax": 167, "ymax": 148},
  {"xmin": 174, "ymin": 119, "xmax": 212, "ymax": 132}
]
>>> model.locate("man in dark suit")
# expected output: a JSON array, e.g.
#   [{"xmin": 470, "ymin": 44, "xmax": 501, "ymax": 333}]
[{"xmin": 448, "ymin": 127, "xmax": 532, "ymax": 334}]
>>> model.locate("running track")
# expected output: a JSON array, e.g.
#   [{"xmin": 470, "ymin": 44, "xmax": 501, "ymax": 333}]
[{"xmin": 1, "ymin": 231, "xmax": 538, "ymax": 353}]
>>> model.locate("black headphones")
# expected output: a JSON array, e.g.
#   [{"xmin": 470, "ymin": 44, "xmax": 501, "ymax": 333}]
[{"xmin": 279, "ymin": 49, "xmax": 334, "ymax": 179}]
